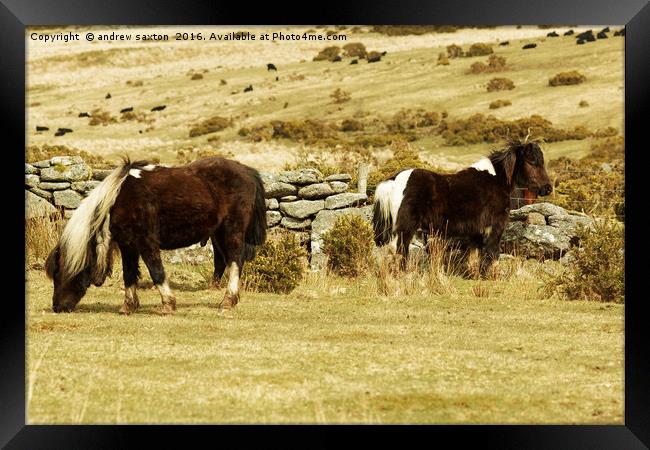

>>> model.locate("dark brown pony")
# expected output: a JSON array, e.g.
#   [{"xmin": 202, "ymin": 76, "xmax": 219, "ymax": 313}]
[
  {"xmin": 45, "ymin": 156, "xmax": 266, "ymax": 314},
  {"xmin": 373, "ymin": 140, "xmax": 552, "ymax": 276}
]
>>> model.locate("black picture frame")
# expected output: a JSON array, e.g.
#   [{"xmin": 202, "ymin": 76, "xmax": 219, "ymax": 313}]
[{"xmin": 4, "ymin": 0, "xmax": 648, "ymax": 447}]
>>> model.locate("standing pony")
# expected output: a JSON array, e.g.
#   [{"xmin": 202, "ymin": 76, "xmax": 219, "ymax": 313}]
[
  {"xmin": 372, "ymin": 140, "xmax": 552, "ymax": 276},
  {"xmin": 45, "ymin": 156, "xmax": 266, "ymax": 314}
]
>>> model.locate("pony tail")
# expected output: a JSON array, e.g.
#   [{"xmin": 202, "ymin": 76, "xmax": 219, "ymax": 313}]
[
  {"xmin": 373, "ymin": 180, "xmax": 395, "ymax": 246},
  {"xmin": 243, "ymin": 168, "xmax": 267, "ymax": 261}
]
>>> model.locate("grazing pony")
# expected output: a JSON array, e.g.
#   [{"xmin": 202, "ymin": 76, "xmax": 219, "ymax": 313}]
[
  {"xmin": 45, "ymin": 156, "xmax": 267, "ymax": 314},
  {"xmin": 372, "ymin": 140, "xmax": 552, "ymax": 276}
]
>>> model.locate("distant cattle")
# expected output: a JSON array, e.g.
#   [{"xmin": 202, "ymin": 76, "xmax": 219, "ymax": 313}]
[
  {"xmin": 576, "ymin": 30, "xmax": 595, "ymax": 41},
  {"xmin": 105, "ymin": 93, "xmax": 111, "ymax": 99},
  {"xmin": 267, "ymin": 63, "xmax": 277, "ymax": 71},
  {"xmin": 499, "ymin": 41, "xmax": 509, "ymax": 46},
  {"xmin": 381, "ymin": 51, "xmax": 387, "ymax": 56},
  {"xmin": 120, "ymin": 107, "xmax": 133, "ymax": 113},
  {"xmin": 36, "ymin": 126, "xmax": 49, "ymax": 132},
  {"xmin": 577, "ymin": 39, "xmax": 586, "ymax": 45},
  {"xmin": 244, "ymin": 85, "xmax": 253, "ymax": 92},
  {"xmin": 78, "ymin": 112, "xmax": 90, "ymax": 117},
  {"xmin": 350, "ymin": 59, "xmax": 358, "ymax": 65},
  {"xmin": 58, "ymin": 128, "xmax": 73, "ymax": 133},
  {"xmin": 597, "ymin": 31, "xmax": 608, "ymax": 39},
  {"xmin": 275, "ymin": 76, "xmax": 279, "ymax": 81},
  {"xmin": 367, "ymin": 55, "xmax": 381, "ymax": 63},
  {"xmin": 151, "ymin": 105, "xmax": 166, "ymax": 112},
  {"xmin": 564, "ymin": 29, "xmax": 574, "ymax": 36},
  {"xmin": 283, "ymin": 102, "xmax": 289, "ymax": 109},
  {"xmin": 332, "ymin": 55, "xmax": 342, "ymax": 62},
  {"xmin": 546, "ymin": 31, "xmax": 559, "ymax": 37},
  {"xmin": 54, "ymin": 131, "xmax": 66, "ymax": 137},
  {"xmin": 522, "ymin": 43, "xmax": 537, "ymax": 49},
  {"xmin": 600, "ymin": 27, "xmax": 610, "ymax": 33},
  {"xmin": 614, "ymin": 28, "xmax": 625, "ymax": 36}
]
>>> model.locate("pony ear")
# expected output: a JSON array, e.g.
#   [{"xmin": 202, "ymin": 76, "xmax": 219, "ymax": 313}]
[
  {"xmin": 45, "ymin": 245, "xmax": 60, "ymax": 279},
  {"xmin": 503, "ymin": 149, "xmax": 518, "ymax": 186}
]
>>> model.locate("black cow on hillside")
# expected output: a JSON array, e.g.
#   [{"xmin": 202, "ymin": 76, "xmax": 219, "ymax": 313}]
[
  {"xmin": 267, "ymin": 63, "xmax": 277, "ymax": 71},
  {"xmin": 244, "ymin": 85, "xmax": 253, "ymax": 92},
  {"xmin": 36, "ymin": 126, "xmax": 49, "ymax": 132},
  {"xmin": 105, "ymin": 93, "xmax": 112, "ymax": 99},
  {"xmin": 120, "ymin": 107, "xmax": 133, "ymax": 113},
  {"xmin": 597, "ymin": 31, "xmax": 608, "ymax": 39},
  {"xmin": 522, "ymin": 43, "xmax": 537, "ymax": 49},
  {"xmin": 547, "ymin": 31, "xmax": 559, "ymax": 37},
  {"xmin": 368, "ymin": 55, "xmax": 381, "ymax": 63},
  {"xmin": 350, "ymin": 59, "xmax": 358, "ymax": 65},
  {"xmin": 332, "ymin": 56, "xmax": 342, "ymax": 62},
  {"xmin": 78, "ymin": 112, "xmax": 90, "ymax": 118},
  {"xmin": 614, "ymin": 28, "xmax": 625, "ymax": 36},
  {"xmin": 499, "ymin": 41, "xmax": 509, "ymax": 46},
  {"xmin": 151, "ymin": 105, "xmax": 166, "ymax": 112},
  {"xmin": 564, "ymin": 29, "xmax": 574, "ymax": 36},
  {"xmin": 58, "ymin": 128, "xmax": 73, "ymax": 133}
]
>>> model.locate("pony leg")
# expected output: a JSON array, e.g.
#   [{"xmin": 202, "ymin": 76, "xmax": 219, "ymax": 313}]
[
  {"xmin": 209, "ymin": 236, "xmax": 227, "ymax": 290},
  {"xmin": 218, "ymin": 222, "xmax": 246, "ymax": 311},
  {"xmin": 119, "ymin": 244, "xmax": 140, "ymax": 315},
  {"xmin": 396, "ymin": 230, "xmax": 415, "ymax": 271},
  {"xmin": 140, "ymin": 244, "xmax": 176, "ymax": 314},
  {"xmin": 479, "ymin": 228, "xmax": 504, "ymax": 279}
]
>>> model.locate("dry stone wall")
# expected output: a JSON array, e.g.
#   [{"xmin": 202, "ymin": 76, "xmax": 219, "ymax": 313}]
[{"xmin": 26, "ymin": 157, "xmax": 593, "ymax": 268}]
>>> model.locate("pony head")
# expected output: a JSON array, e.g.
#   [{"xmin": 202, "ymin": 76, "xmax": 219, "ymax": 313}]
[{"xmin": 491, "ymin": 139, "xmax": 553, "ymax": 196}]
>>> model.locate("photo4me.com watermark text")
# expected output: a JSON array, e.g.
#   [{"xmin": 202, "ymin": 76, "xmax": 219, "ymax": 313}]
[{"xmin": 29, "ymin": 30, "xmax": 348, "ymax": 43}]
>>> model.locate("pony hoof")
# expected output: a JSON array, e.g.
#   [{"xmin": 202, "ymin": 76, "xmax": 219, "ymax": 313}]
[
  {"xmin": 219, "ymin": 293, "xmax": 240, "ymax": 310},
  {"xmin": 119, "ymin": 303, "xmax": 138, "ymax": 315},
  {"xmin": 208, "ymin": 279, "xmax": 221, "ymax": 290},
  {"xmin": 160, "ymin": 300, "xmax": 176, "ymax": 314}
]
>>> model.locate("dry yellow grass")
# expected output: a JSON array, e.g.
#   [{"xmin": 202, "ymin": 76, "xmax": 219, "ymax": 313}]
[{"xmin": 26, "ymin": 257, "xmax": 623, "ymax": 424}]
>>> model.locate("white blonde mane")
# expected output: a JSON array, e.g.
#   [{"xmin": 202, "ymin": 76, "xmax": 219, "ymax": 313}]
[{"xmin": 58, "ymin": 163, "xmax": 142, "ymax": 280}]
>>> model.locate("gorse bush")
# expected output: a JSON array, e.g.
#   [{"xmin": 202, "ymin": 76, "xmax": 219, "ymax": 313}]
[
  {"xmin": 241, "ymin": 231, "xmax": 306, "ymax": 294},
  {"xmin": 26, "ymin": 144, "xmax": 110, "ymax": 167},
  {"xmin": 189, "ymin": 116, "xmax": 232, "ymax": 138},
  {"xmin": 468, "ymin": 55, "xmax": 507, "ymax": 74},
  {"xmin": 466, "ymin": 43, "xmax": 494, "ymax": 57},
  {"xmin": 486, "ymin": 77, "xmax": 515, "ymax": 92},
  {"xmin": 446, "ymin": 44, "xmax": 464, "ymax": 58},
  {"xmin": 313, "ymin": 46, "xmax": 341, "ymax": 61},
  {"xmin": 542, "ymin": 220, "xmax": 624, "ymax": 303},
  {"xmin": 342, "ymin": 42, "xmax": 367, "ymax": 58},
  {"xmin": 438, "ymin": 114, "xmax": 590, "ymax": 145},
  {"xmin": 322, "ymin": 214, "xmax": 374, "ymax": 277},
  {"xmin": 330, "ymin": 88, "xmax": 352, "ymax": 104},
  {"xmin": 549, "ymin": 71, "xmax": 586, "ymax": 86},
  {"xmin": 489, "ymin": 99, "xmax": 512, "ymax": 109}
]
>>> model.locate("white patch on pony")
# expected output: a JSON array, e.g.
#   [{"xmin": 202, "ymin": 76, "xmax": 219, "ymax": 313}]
[
  {"xmin": 142, "ymin": 164, "xmax": 156, "ymax": 171},
  {"xmin": 484, "ymin": 226, "xmax": 492, "ymax": 237},
  {"xmin": 227, "ymin": 262, "xmax": 239, "ymax": 295},
  {"xmin": 129, "ymin": 169, "xmax": 142, "ymax": 178},
  {"xmin": 156, "ymin": 280, "xmax": 175, "ymax": 305},
  {"xmin": 124, "ymin": 285, "xmax": 138, "ymax": 303},
  {"xmin": 389, "ymin": 169, "xmax": 414, "ymax": 231},
  {"xmin": 471, "ymin": 157, "xmax": 496, "ymax": 176}
]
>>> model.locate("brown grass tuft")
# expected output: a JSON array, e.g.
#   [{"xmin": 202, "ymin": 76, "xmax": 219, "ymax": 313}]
[{"xmin": 549, "ymin": 71, "xmax": 586, "ymax": 86}]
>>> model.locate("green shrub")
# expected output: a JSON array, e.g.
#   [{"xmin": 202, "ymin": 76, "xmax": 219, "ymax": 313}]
[
  {"xmin": 542, "ymin": 220, "xmax": 624, "ymax": 303},
  {"xmin": 242, "ymin": 231, "xmax": 306, "ymax": 293},
  {"xmin": 371, "ymin": 25, "xmax": 458, "ymax": 36},
  {"xmin": 322, "ymin": 214, "xmax": 374, "ymax": 277},
  {"xmin": 549, "ymin": 71, "xmax": 586, "ymax": 86},
  {"xmin": 466, "ymin": 43, "xmax": 493, "ymax": 57},
  {"xmin": 26, "ymin": 144, "xmax": 110, "ymax": 167},
  {"xmin": 190, "ymin": 73, "xmax": 203, "ymax": 80},
  {"xmin": 486, "ymin": 77, "xmax": 515, "ymax": 92}
]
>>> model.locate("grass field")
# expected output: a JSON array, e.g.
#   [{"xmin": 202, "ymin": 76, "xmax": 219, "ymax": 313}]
[{"xmin": 26, "ymin": 263, "xmax": 624, "ymax": 424}]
